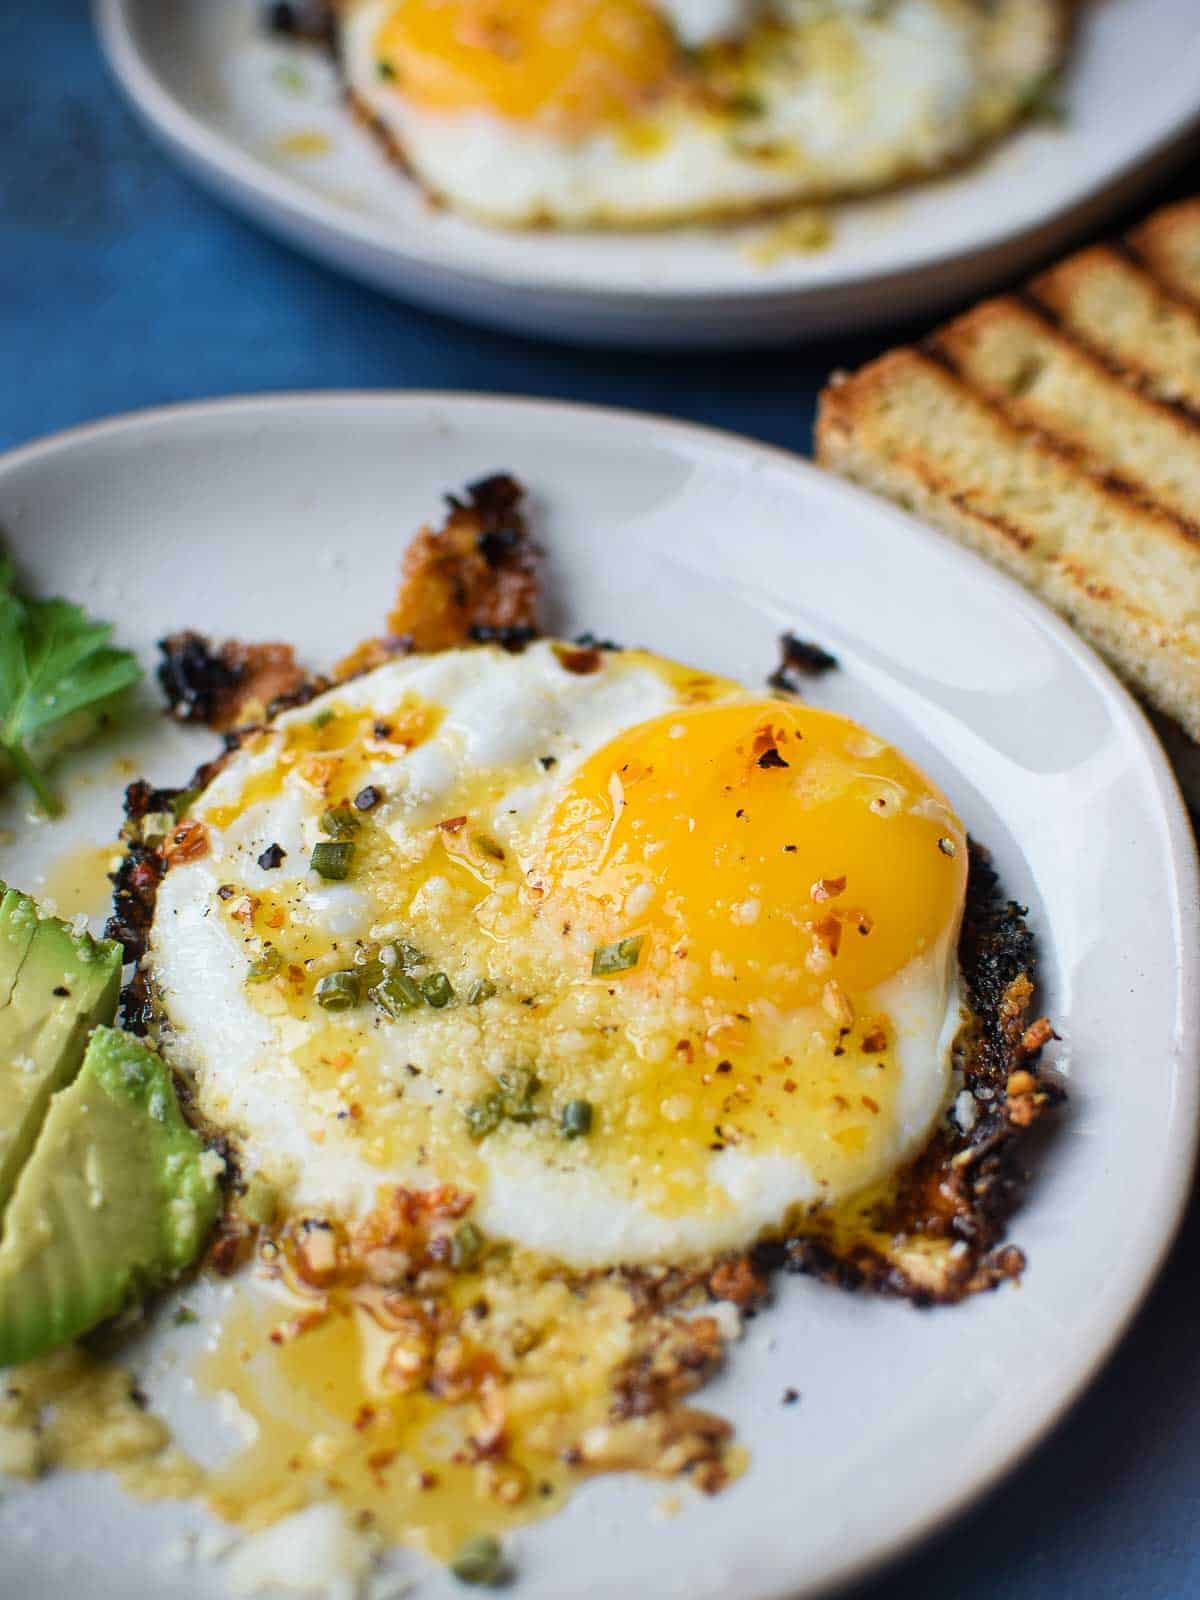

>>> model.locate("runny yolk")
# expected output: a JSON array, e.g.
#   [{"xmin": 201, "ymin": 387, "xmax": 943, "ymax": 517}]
[
  {"xmin": 537, "ymin": 699, "xmax": 968, "ymax": 1015},
  {"xmin": 374, "ymin": 0, "xmax": 678, "ymax": 129}
]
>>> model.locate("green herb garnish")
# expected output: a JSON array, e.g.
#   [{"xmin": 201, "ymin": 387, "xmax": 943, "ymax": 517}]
[
  {"xmin": 354, "ymin": 956, "xmax": 386, "ymax": 991},
  {"xmin": 372, "ymin": 971, "xmax": 423, "ymax": 1016},
  {"xmin": 465, "ymin": 1065, "xmax": 541, "ymax": 1141},
  {"xmin": 393, "ymin": 940, "xmax": 426, "ymax": 972},
  {"xmin": 319, "ymin": 806, "xmax": 361, "ymax": 839},
  {"xmin": 591, "ymin": 936, "xmax": 643, "ymax": 977},
  {"xmin": 497, "ymin": 1066, "xmax": 540, "ymax": 1123},
  {"xmin": 465, "ymin": 1096, "xmax": 504, "ymax": 1141},
  {"xmin": 0, "ymin": 555, "xmax": 142, "ymax": 815},
  {"xmin": 311, "ymin": 840, "xmax": 354, "ymax": 880},
  {"xmin": 450, "ymin": 1220, "xmax": 484, "ymax": 1270},
  {"xmin": 560, "ymin": 1099, "xmax": 593, "ymax": 1139},
  {"xmin": 421, "ymin": 972, "xmax": 454, "ymax": 1008},
  {"xmin": 449, "ymin": 1534, "xmax": 506, "ymax": 1587},
  {"xmin": 316, "ymin": 970, "xmax": 361, "ymax": 1011},
  {"xmin": 246, "ymin": 946, "xmax": 283, "ymax": 983},
  {"xmin": 466, "ymin": 978, "xmax": 496, "ymax": 1005}
]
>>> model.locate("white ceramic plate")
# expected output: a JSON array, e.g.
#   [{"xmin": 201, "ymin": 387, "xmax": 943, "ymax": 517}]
[
  {"xmin": 0, "ymin": 394, "xmax": 1196, "ymax": 1600},
  {"xmin": 94, "ymin": 0, "xmax": 1200, "ymax": 348}
]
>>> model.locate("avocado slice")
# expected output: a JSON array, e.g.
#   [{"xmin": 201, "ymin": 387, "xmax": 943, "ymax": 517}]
[
  {"xmin": 0, "ymin": 880, "xmax": 123, "ymax": 1214},
  {"xmin": 0, "ymin": 1027, "xmax": 223, "ymax": 1367}
]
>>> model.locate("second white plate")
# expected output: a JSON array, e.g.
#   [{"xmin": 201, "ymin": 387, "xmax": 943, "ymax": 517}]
[{"xmin": 95, "ymin": 0, "xmax": 1200, "ymax": 347}]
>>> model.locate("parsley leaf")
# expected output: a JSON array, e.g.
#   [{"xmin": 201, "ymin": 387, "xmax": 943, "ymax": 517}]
[{"xmin": 0, "ymin": 556, "xmax": 142, "ymax": 815}]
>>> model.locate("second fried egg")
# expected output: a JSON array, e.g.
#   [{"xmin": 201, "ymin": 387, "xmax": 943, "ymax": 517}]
[
  {"xmin": 149, "ymin": 641, "xmax": 968, "ymax": 1265},
  {"xmin": 338, "ymin": 0, "xmax": 1065, "ymax": 227}
]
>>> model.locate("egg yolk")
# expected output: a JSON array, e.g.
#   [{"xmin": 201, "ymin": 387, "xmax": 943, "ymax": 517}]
[
  {"xmin": 537, "ymin": 699, "xmax": 967, "ymax": 1015},
  {"xmin": 374, "ymin": 0, "xmax": 678, "ymax": 129}
]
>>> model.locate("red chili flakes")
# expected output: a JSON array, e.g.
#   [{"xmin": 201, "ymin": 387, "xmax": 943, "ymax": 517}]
[
  {"xmin": 438, "ymin": 815, "xmax": 468, "ymax": 833},
  {"xmin": 230, "ymin": 894, "xmax": 259, "ymax": 926},
  {"xmin": 1020, "ymin": 1017, "xmax": 1057, "ymax": 1056},
  {"xmin": 782, "ymin": 1079, "xmax": 797, "ymax": 1094},
  {"xmin": 861, "ymin": 1025, "xmax": 888, "ymax": 1054},
  {"xmin": 860, "ymin": 1095, "xmax": 880, "ymax": 1114},
  {"xmin": 163, "ymin": 819, "xmax": 209, "ymax": 865},
  {"xmin": 811, "ymin": 875, "xmax": 846, "ymax": 902},
  {"xmin": 752, "ymin": 724, "xmax": 790, "ymax": 769}
]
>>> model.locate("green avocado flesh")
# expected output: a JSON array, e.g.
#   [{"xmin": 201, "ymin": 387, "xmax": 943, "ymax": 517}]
[
  {"xmin": 0, "ymin": 1026, "xmax": 223, "ymax": 1367},
  {"xmin": 0, "ymin": 881, "xmax": 123, "ymax": 1214}
]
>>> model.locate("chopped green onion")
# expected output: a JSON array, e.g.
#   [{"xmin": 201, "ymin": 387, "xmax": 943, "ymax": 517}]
[
  {"xmin": 560, "ymin": 1099, "xmax": 593, "ymax": 1139},
  {"xmin": 465, "ymin": 1095, "xmax": 503, "ymax": 1141},
  {"xmin": 466, "ymin": 978, "xmax": 496, "ymax": 1005},
  {"xmin": 451, "ymin": 1220, "xmax": 484, "ymax": 1270},
  {"xmin": 316, "ymin": 970, "xmax": 361, "ymax": 1011},
  {"xmin": 372, "ymin": 972, "xmax": 423, "ymax": 1017},
  {"xmin": 393, "ymin": 940, "xmax": 425, "ymax": 972},
  {"xmin": 319, "ymin": 806, "xmax": 361, "ymax": 839},
  {"xmin": 449, "ymin": 1533, "xmax": 506, "ymax": 1587},
  {"xmin": 355, "ymin": 956, "xmax": 386, "ymax": 991},
  {"xmin": 246, "ymin": 946, "xmax": 283, "ymax": 983},
  {"xmin": 421, "ymin": 972, "xmax": 454, "ymax": 1008},
  {"xmin": 173, "ymin": 1306, "xmax": 198, "ymax": 1326},
  {"xmin": 498, "ymin": 1066, "xmax": 540, "ymax": 1123},
  {"xmin": 311, "ymin": 840, "xmax": 354, "ymax": 880},
  {"xmin": 312, "ymin": 708, "xmax": 335, "ymax": 729},
  {"xmin": 473, "ymin": 833, "xmax": 505, "ymax": 861},
  {"xmin": 591, "ymin": 936, "xmax": 643, "ymax": 977}
]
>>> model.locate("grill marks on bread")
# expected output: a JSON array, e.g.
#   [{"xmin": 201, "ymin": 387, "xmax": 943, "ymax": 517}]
[{"xmin": 816, "ymin": 198, "xmax": 1200, "ymax": 740}]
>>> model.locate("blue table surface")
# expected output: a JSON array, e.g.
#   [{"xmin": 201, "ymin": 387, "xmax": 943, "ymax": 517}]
[{"xmin": 4, "ymin": 4, "xmax": 1200, "ymax": 1596}]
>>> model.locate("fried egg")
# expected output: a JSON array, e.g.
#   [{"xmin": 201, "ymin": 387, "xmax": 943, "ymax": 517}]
[
  {"xmin": 149, "ymin": 641, "xmax": 968, "ymax": 1266},
  {"xmin": 338, "ymin": 0, "xmax": 1064, "ymax": 227}
]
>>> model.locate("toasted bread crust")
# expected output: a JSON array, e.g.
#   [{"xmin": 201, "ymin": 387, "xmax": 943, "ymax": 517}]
[
  {"xmin": 1129, "ymin": 198, "xmax": 1200, "ymax": 312},
  {"xmin": 1029, "ymin": 245, "xmax": 1200, "ymax": 416}
]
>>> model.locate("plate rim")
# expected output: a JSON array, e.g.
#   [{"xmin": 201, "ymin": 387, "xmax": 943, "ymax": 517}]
[
  {"xmin": 93, "ymin": 0, "xmax": 1200, "ymax": 306},
  {"xmin": 2, "ymin": 388, "xmax": 1198, "ymax": 1599}
]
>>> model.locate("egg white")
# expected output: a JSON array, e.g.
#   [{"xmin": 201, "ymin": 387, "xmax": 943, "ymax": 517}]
[
  {"xmin": 149, "ymin": 643, "xmax": 963, "ymax": 1267},
  {"xmin": 340, "ymin": 0, "xmax": 1064, "ymax": 228}
]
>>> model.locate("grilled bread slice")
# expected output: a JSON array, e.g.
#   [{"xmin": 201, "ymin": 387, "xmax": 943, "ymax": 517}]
[
  {"xmin": 817, "ymin": 348, "xmax": 1200, "ymax": 738},
  {"xmin": 930, "ymin": 296, "xmax": 1200, "ymax": 526},
  {"xmin": 816, "ymin": 197, "xmax": 1200, "ymax": 740},
  {"xmin": 1029, "ymin": 245, "xmax": 1200, "ymax": 414},
  {"xmin": 1130, "ymin": 198, "xmax": 1200, "ymax": 311}
]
